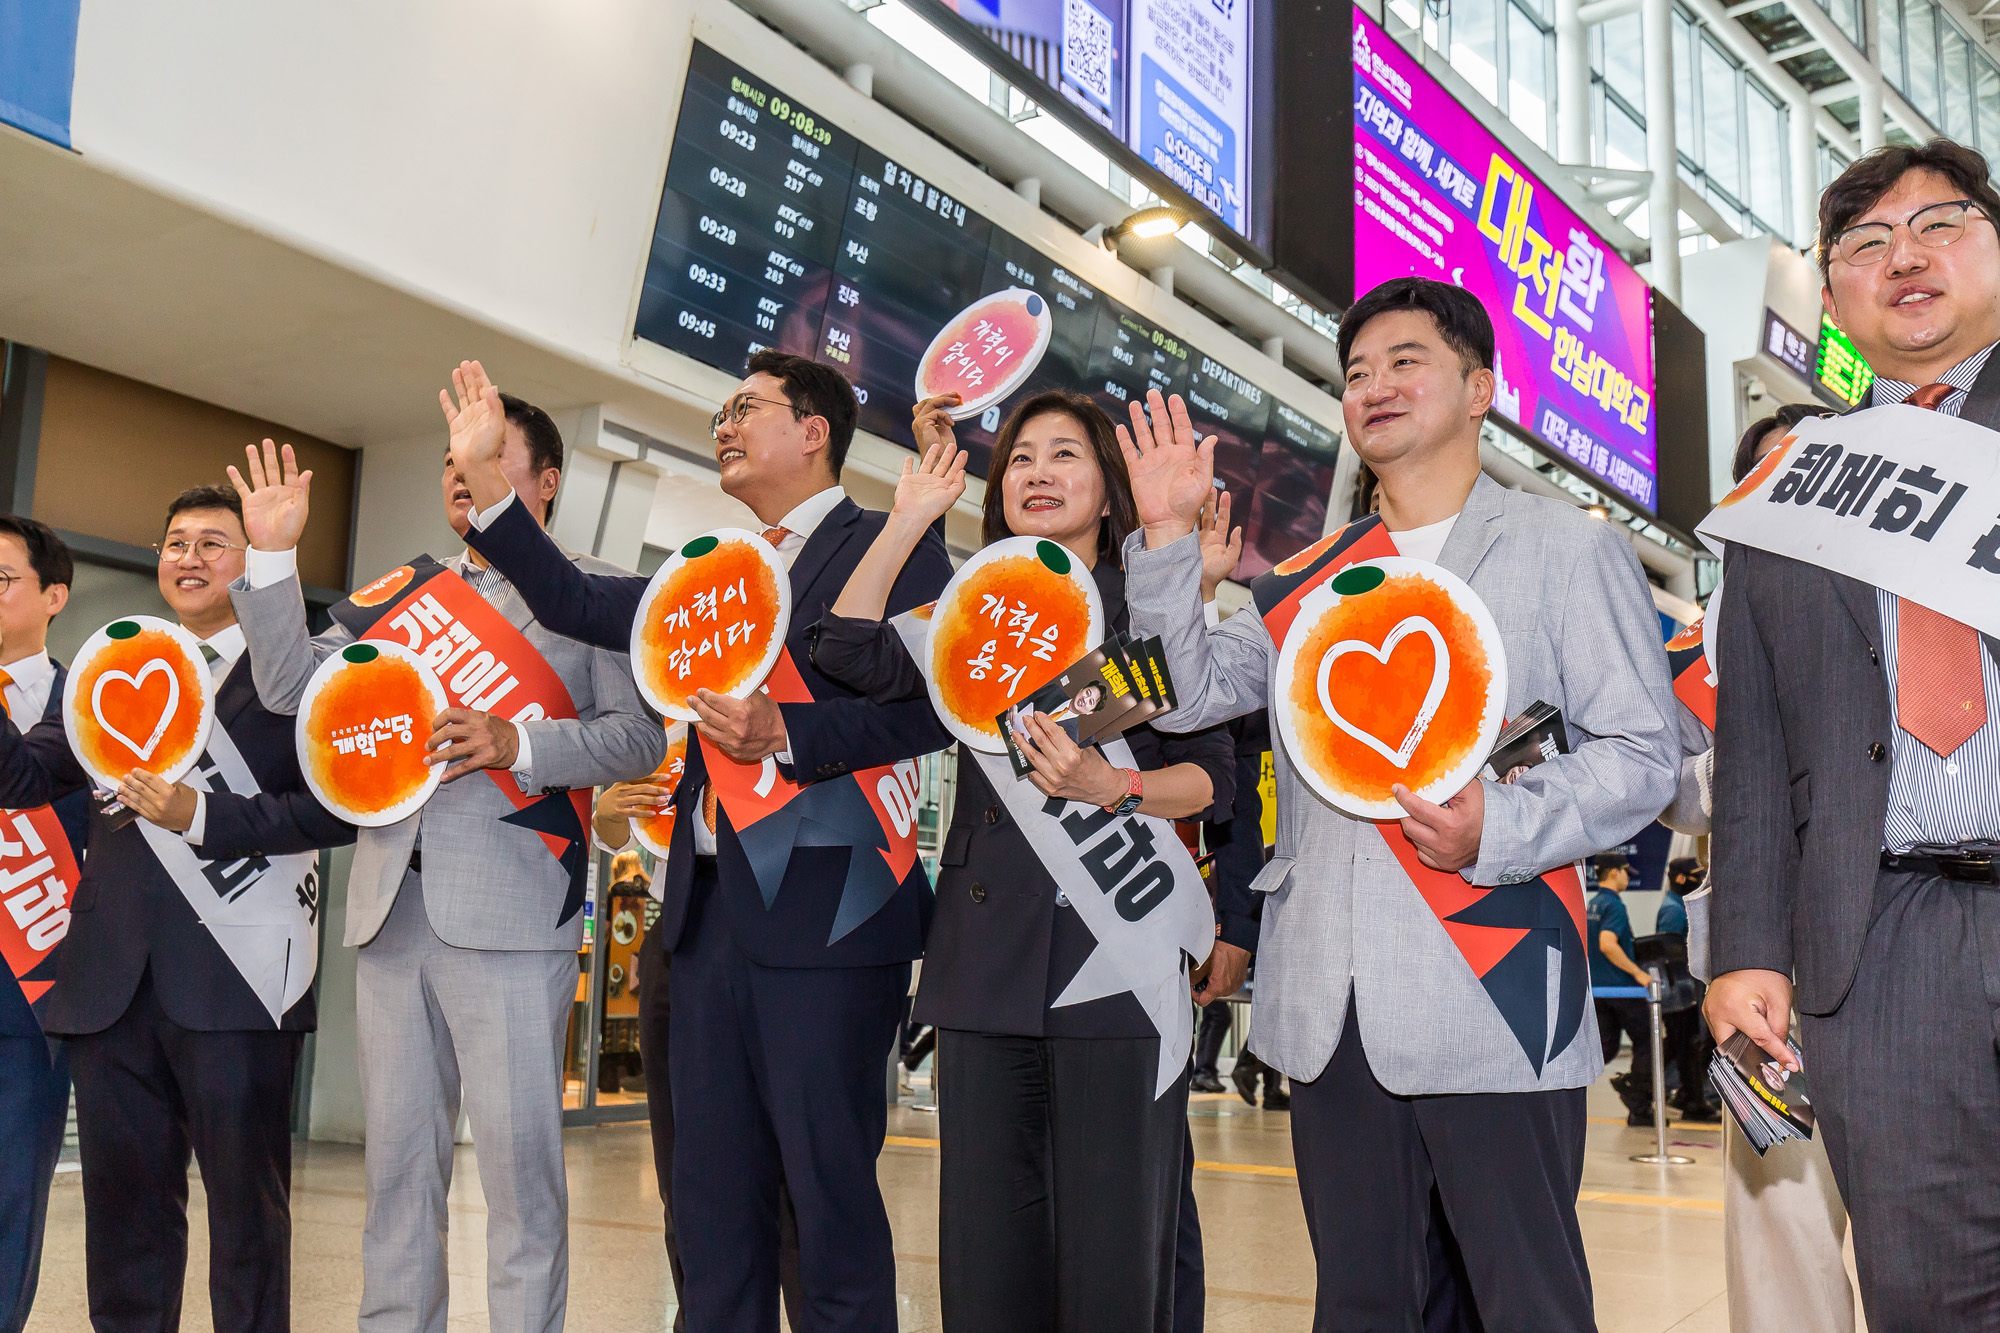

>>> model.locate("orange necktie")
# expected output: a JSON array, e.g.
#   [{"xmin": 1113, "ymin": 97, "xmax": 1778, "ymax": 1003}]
[
  {"xmin": 0, "ymin": 668, "xmax": 15, "ymax": 719},
  {"xmin": 1897, "ymin": 382, "xmax": 1988, "ymax": 758},
  {"xmin": 761, "ymin": 525, "xmax": 792, "ymax": 550}
]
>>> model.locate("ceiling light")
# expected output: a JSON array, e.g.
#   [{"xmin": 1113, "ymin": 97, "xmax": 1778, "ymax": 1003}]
[{"xmin": 1106, "ymin": 204, "xmax": 1190, "ymax": 245}]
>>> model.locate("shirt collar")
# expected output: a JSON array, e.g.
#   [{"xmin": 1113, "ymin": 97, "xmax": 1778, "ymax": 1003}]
[
  {"xmin": 0, "ymin": 650, "xmax": 53, "ymax": 692},
  {"xmin": 775, "ymin": 486, "xmax": 848, "ymax": 544},
  {"xmin": 1872, "ymin": 340, "xmax": 1999, "ymax": 405},
  {"xmin": 200, "ymin": 622, "xmax": 247, "ymax": 669}
]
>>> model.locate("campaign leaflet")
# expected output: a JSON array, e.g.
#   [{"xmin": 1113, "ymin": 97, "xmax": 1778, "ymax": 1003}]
[{"xmin": 1350, "ymin": 10, "xmax": 1660, "ymax": 513}]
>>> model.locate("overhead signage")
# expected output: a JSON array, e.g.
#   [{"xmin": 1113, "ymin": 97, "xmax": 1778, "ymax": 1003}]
[
  {"xmin": 1349, "ymin": 9, "xmax": 1659, "ymax": 514},
  {"xmin": 1814, "ymin": 313, "xmax": 1875, "ymax": 409},
  {"xmin": 1762, "ymin": 309, "xmax": 1817, "ymax": 384},
  {"xmin": 640, "ymin": 41, "xmax": 1344, "ymax": 571}
]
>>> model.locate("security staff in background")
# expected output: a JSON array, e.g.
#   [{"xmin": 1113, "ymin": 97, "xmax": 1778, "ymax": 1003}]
[
  {"xmin": 1653, "ymin": 858, "xmax": 1719, "ymax": 1121},
  {"xmin": 1588, "ymin": 853, "xmax": 1658, "ymax": 1127}
]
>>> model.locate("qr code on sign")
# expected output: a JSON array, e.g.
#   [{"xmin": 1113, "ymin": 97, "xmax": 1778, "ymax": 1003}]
[{"xmin": 1062, "ymin": 0, "xmax": 1115, "ymax": 111}]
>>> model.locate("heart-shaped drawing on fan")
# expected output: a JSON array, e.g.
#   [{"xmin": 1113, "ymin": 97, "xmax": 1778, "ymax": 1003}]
[
  {"xmin": 91, "ymin": 658, "xmax": 181, "ymax": 762},
  {"xmin": 1316, "ymin": 616, "xmax": 1449, "ymax": 769}
]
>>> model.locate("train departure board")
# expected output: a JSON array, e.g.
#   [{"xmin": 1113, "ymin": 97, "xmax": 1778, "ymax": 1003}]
[{"xmin": 635, "ymin": 42, "xmax": 1343, "ymax": 568}]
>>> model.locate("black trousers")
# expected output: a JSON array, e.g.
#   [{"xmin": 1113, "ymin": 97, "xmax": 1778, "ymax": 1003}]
[
  {"xmin": 1192, "ymin": 1002, "xmax": 1230, "ymax": 1077},
  {"xmin": 937, "ymin": 1029, "xmax": 1188, "ymax": 1333},
  {"xmin": 669, "ymin": 863, "xmax": 907, "ymax": 1333},
  {"xmin": 1802, "ymin": 869, "xmax": 2000, "ymax": 1331},
  {"xmin": 1662, "ymin": 1004, "xmax": 1712, "ymax": 1104},
  {"xmin": 639, "ymin": 915, "xmax": 804, "ymax": 1333},
  {"xmin": 0, "ymin": 1034, "xmax": 68, "ymax": 1333},
  {"xmin": 1289, "ymin": 1002, "xmax": 1593, "ymax": 1333},
  {"xmin": 1594, "ymin": 997, "xmax": 1653, "ymax": 1106},
  {"xmin": 67, "ymin": 971, "xmax": 300, "ymax": 1333},
  {"xmin": 1173, "ymin": 1127, "xmax": 1203, "ymax": 1333}
]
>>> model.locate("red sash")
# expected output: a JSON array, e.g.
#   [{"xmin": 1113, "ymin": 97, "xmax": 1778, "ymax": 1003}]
[
  {"xmin": 1665, "ymin": 620, "xmax": 1716, "ymax": 730},
  {"xmin": 333, "ymin": 558, "xmax": 594, "ymax": 918},
  {"xmin": 1252, "ymin": 519, "xmax": 1590, "ymax": 1071},
  {"xmin": 0, "ymin": 804, "xmax": 80, "ymax": 1026}
]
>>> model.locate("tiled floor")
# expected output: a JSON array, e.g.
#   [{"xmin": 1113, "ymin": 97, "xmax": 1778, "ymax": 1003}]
[{"xmin": 24, "ymin": 1063, "xmax": 1737, "ymax": 1332}]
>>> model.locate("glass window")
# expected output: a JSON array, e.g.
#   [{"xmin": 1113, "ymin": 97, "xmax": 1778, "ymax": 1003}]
[
  {"xmin": 1702, "ymin": 40, "xmax": 1742, "ymax": 200},
  {"xmin": 1674, "ymin": 16, "xmax": 1698, "ymax": 165},
  {"xmin": 1606, "ymin": 98, "xmax": 1648, "ymax": 171},
  {"xmin": 1904, "ymin": 0, "xmax": 1939, "ymax": 123},
  {"xmin": 1508, "ymin": 2, "xmax": 1551, "ymax": 147},
  {"xmin": 1878, "ymin": 0, "xmax": 1906, "ymax": 91},
  {"xmin": 1943, "ymin": 26, "xmax": 1973, "ymax": 141},
  {"xmin": 1450, "ymin": 0, "xmax": 1501, "ymax": 104},
  {"xmin": 1747, "ymin": 88, "xmax": 1787, "ymax": 239},
  {"xmin": 1831, "ymin": 0, "xmax": 1865, "ymax": 47},
  {"xmin": 1602, "ymin": 14, "xmax": 1644, "ymax": 108},
  {"xmin": 1979, "ymin": 56, "xmax": 2000, "ymax": 153}
]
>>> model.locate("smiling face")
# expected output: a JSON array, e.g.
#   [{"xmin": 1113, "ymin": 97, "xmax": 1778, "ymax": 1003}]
[
  {"xmin": 443, "ymin": 420, "xmax": 558, "ymax": 537},
  {"xmin": 158, "ymin": 507, "xmax": 247, "ymax": 629},
  {"xmin": 712, "ymin": 371, "xmax": 830, "ymax": 509},
  {"xmin": 998, "ymin": 410, "xmax": 1107, "ymax": 557},
  {"xmin": 1824, "ymin": 168, "xmax": 2000, "ymax": 382},
  {"xmin": 0, "ymin": 534, "xmax": 65, "ymax": 662},
  {"xmin": 1341, "ymin": 310, "xmax": 1494, "ymax": 477}
]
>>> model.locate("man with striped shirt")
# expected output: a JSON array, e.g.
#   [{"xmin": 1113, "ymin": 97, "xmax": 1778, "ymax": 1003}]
[{"xmin": 1706, "ymin": 138, "xmax": 2000, "ymax": 1329}]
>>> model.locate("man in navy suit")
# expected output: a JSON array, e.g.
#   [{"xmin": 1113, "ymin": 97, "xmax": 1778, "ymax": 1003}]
[
  {"xmin": 0, "ymin": 516, "xmax": 86, "ymax": 1333},
  {"xmin": 0, "ymin": 487, "xmax": 353, "ymax": 1333},
  {"xmin": 449, "ymin": 353, "xmax": 952, "ymax": 1330}
]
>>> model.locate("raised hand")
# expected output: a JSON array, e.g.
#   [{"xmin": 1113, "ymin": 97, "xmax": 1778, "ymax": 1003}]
[
  {"xmin": 1118, "ymin": 390, "xmax": 1215, "ymax": 548},
  {"xmin": 1197, "ymin": 488, "xmax": 1244, "ymax": 601},
  {"xmin": 226, "ymin": 439, "xmax": 314, "ymax": 553},
  {"xmin": 442, "ymin": 360, "xmax": 508, "ymax": 475},
  {"xmin": 890, "ymin": 435, "xmax": 969, "ymax": 533},
  {"xmin": 912, "ymin": 393, "xmax": 963, "ymax": 457}
]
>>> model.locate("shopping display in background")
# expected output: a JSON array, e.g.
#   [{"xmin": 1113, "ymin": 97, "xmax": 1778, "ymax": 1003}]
[
  {"xmin": 629, "ymin": 529, "xmax": 792, "ymax": 721},
  {"xmin": 1350, "ymin": 9, "xmax": 1659, "ymax": 513},
  {"xmin": 1698, "ymin": 404, "xmax": 2000, "ymax": 638}
]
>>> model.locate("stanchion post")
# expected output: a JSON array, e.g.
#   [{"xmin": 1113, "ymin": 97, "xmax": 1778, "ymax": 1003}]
[{"xmin": 1630, "ymin": 971, "xmax": 1694, "ymax": 1166}]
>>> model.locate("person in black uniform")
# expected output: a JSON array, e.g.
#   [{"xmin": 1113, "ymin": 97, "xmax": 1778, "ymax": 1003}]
[
  {"xmin": 0, "ymin": 486, "xmax": 353, "ymax": 1333},
  {"xmin": 814, "ymin": 389, "xmax": 1233, "ymax": 1333}
]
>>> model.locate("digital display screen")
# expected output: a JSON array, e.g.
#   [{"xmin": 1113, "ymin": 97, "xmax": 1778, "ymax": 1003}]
[
  {"xmin": 1814, "ymin": 313, "xmax": 1875, "ymax": 409},
  {"xmin": 911, "ymin": 0, "xmax": 1271, "ymax": 251},
  {"xmin": 1349, "ymin": 10, "xmax": 1659, "ymax": 514},
  {"xmin": 1762, "ymin": 310, "xmax": 1818, "ymax": 384},
  {"xmin": 637, "ymin": 42, "xmax": 1340, "ymax": 563}
]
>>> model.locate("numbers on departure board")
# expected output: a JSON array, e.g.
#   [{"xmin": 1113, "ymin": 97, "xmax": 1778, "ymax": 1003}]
[
  {"xmin": 762, "ymin": 251, "xmax": 803, "ymax": 289},
  {"xmin": 678, "ymin": 310, "xmax": 718, "ymax": 340},
  {"xmin": 755, "ymin": 295, "xmax": 779, "ymax": 333},
  {"xmin": 687, "ymin": 262, "xmax": 727, "ymax": 294},
  {"xmin": 846, "ymin": 239, "xmax": 871, "ymax": 265},
  {"xmin": 718, "ymin": 119, "xmax": 757, "ymax": 153},
  {"xmin": 698, "ymin": 215, "xmax": 738, "ymax": 247},
  {"xmin": 836, "ymin": 283, "xmax": 860, "ymax": 308},
  {"xmin": 1103, "ymin": 380, "xmax": 1130, "ymax": 401},
  {"xmin": 708, "ymin": 166, "xmax": 747, "ymax": 199}
]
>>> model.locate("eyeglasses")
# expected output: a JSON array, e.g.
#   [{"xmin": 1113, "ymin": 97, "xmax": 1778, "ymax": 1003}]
[
  {"xmin": 153, "ymin": 538, "xmax": 245, "ymax": 563},
  {"xmin": 709, "ymin": 395, "xmax": 801, "ymax": 438},
  {"xmin": 1829, "ymin": 199, "xmax": 1993, "ymax": 267}
]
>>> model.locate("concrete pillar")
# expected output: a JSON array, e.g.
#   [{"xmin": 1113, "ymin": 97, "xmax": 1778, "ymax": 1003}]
[
  {"xmin": 845, "ymin": 62, "xmax": 874, "ymax": 97},
  {"xmin": 1013, "ymin": 176, "xmax": 1041, "ymax": 207},
  {"xmin": 1789, "ymin": 93, "xmax": 1820, "ymax": 250},
  {"xmin": 546, "ymin": 406, "xmax": 665, "ymax": 571},
  {"xmin": 1152, "ymin": 266, "xmax": 1175, "ymax": 296},
  {"xmin": 1556, "ymin": 0, "xmax": 1593, "ymax": 164},
  {"xmin": 1262, "ymin": 335, "xmax": 1285, "ymax": 364},
  {"xmin": 1858, "ymin": 77, "xmax": 1885, "ymax": 153},
  {"xmin": 1643, "ymin": 0, "xmax": 1680, "ymax": 300}
]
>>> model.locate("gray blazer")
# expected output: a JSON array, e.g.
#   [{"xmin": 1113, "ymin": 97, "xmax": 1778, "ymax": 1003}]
[
  {"xmin": 1124, "ymin": 474, "xmax": 1679, "ymax": 1093},
  {"xmin": 230, "ymin": 552, "xmax": 666, "ymax": 952}
]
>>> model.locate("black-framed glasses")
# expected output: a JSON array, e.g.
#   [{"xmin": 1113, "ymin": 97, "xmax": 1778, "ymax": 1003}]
[
  {"xmin": 709, "ymin": 394, "xmax": 801, "ymax": 438},
  {"xmin": 153, "ymin": 537, "xmax": 245, "ymax": 563},
  {"xmin": 1830, "ymin": 199, "xmax": 1993, "ymax": 266},
  {"xmin": 0, "ymin": 571, "xmax": 19, "ymax": 596}
]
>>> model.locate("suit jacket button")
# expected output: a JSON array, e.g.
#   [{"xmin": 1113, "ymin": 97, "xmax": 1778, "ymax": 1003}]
[
  {"xmin": 970, "ymin": 882, "xmax": 986, "ymax": 903},
  {"xmin": 984, "ymin": 805, "xmax": 1001, "ymax": 824},
  {"xmin": 1869, "ymin": 646, "xmax": 1880, "ymax": 665},
  {"xmin": 1868, "ymin": 742, "xmax": 1887, "ymax": 762}
]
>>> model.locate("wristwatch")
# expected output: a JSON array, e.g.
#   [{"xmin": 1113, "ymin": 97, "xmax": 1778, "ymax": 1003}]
[{"xmin": 1104, "ymin": 767, "xmax": 1144, "ymax": 816}]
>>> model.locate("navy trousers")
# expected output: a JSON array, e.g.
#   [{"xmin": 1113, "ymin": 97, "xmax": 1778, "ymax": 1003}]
[
  {"xmin": 0, "ymin": 1034, "xmax": 68, "ymax": 1333},
  {"xmin": 668, "ymin": 860, "xmax": 908, "ymax": 1333}
]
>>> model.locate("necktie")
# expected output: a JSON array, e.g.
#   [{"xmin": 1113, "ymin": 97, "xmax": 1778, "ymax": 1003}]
[
  {"xmin": 761, "ymin": 526, "xmax": 791, "ymax": 551},
  {"xmin": 200, "ymin": 643, "xmax": 221, "ymax": 665},
  {"xmin": 1896, "ymin": 382, "xmax": 1988, "ymax": 758},
  {"xmin": 0, "ymin": 667, "xmax": 15, "ymax": 719}
]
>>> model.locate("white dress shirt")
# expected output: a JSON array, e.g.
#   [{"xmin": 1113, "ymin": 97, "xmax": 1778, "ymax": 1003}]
[
  {"xmin": 181, "ymin": 622, "xmax": 248, "ymax": 847},
  {"xmin": 0, "ymin": 650, "xmax": 57, "ymax": 724}
]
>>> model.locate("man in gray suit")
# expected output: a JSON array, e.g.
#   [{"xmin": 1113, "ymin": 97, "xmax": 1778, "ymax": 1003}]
[
  {"xmin": 1706, "ymin": 138, "xmax": 2000, "ymax": 1328},
  {"xmin": 1120, "ymin": 277, "xmax": 1678, "ymax": 1330},
  {"xmin": 223, "ymin": 410, "xmax": 666, "ymax": 1332}
]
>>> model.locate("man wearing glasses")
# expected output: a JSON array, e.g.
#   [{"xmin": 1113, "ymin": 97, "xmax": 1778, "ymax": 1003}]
[
  {"xmin": 0, "ymin": 487, "xmax": 353, "ymax": 1333},
  {"xmin": 1705, "ymin": 138, "xmax": 2000, "ymax": 1325},
  {"xmin": 444, "ymin": 350, "xmax": 952, "ymax": 1330}
]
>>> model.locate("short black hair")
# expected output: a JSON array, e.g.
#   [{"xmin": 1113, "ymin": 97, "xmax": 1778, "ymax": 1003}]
[
  {"xmin": 165, "ymin": 484, "xmax": 245, "ymax": 535},
  {"xmin": 500, "ymin": 393, "xmax": 565, "ymax": 521},
  {"xmin": 0, "ymin": 516, "xmax": 73, "ymax": 591},
  {"xmin": 1732, "ymin": 402, "xmax": 1830, "ymax": 484},
  {"xmin": 1818, "ymin": 137, "xmax": 2000, "ymax": 276},
  {"xmin": 746, "ymin": 349, "xmax": 859, "ymax": 477},
  {"xmin": 1337, "ymin": 277, "xmax": 1495, "ymax": 376},
  {"xmin": 1591, "ymin": 852, "xmax": 1630, "ymax": 872}
]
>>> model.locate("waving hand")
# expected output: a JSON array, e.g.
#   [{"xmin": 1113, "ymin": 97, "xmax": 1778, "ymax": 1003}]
[
  {"xmin": 227, "ymin": 439, "xmax": 314, "ymax": 552},
  {"xmin": 1118, "ymin": 389, "xmax": 1215, "ymax": 549}
]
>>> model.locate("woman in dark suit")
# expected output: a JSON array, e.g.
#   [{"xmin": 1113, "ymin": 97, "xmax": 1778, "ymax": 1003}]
[{"xmin": 813, "ymin": 389, "xmax": 1232, "ymax": 1333}]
